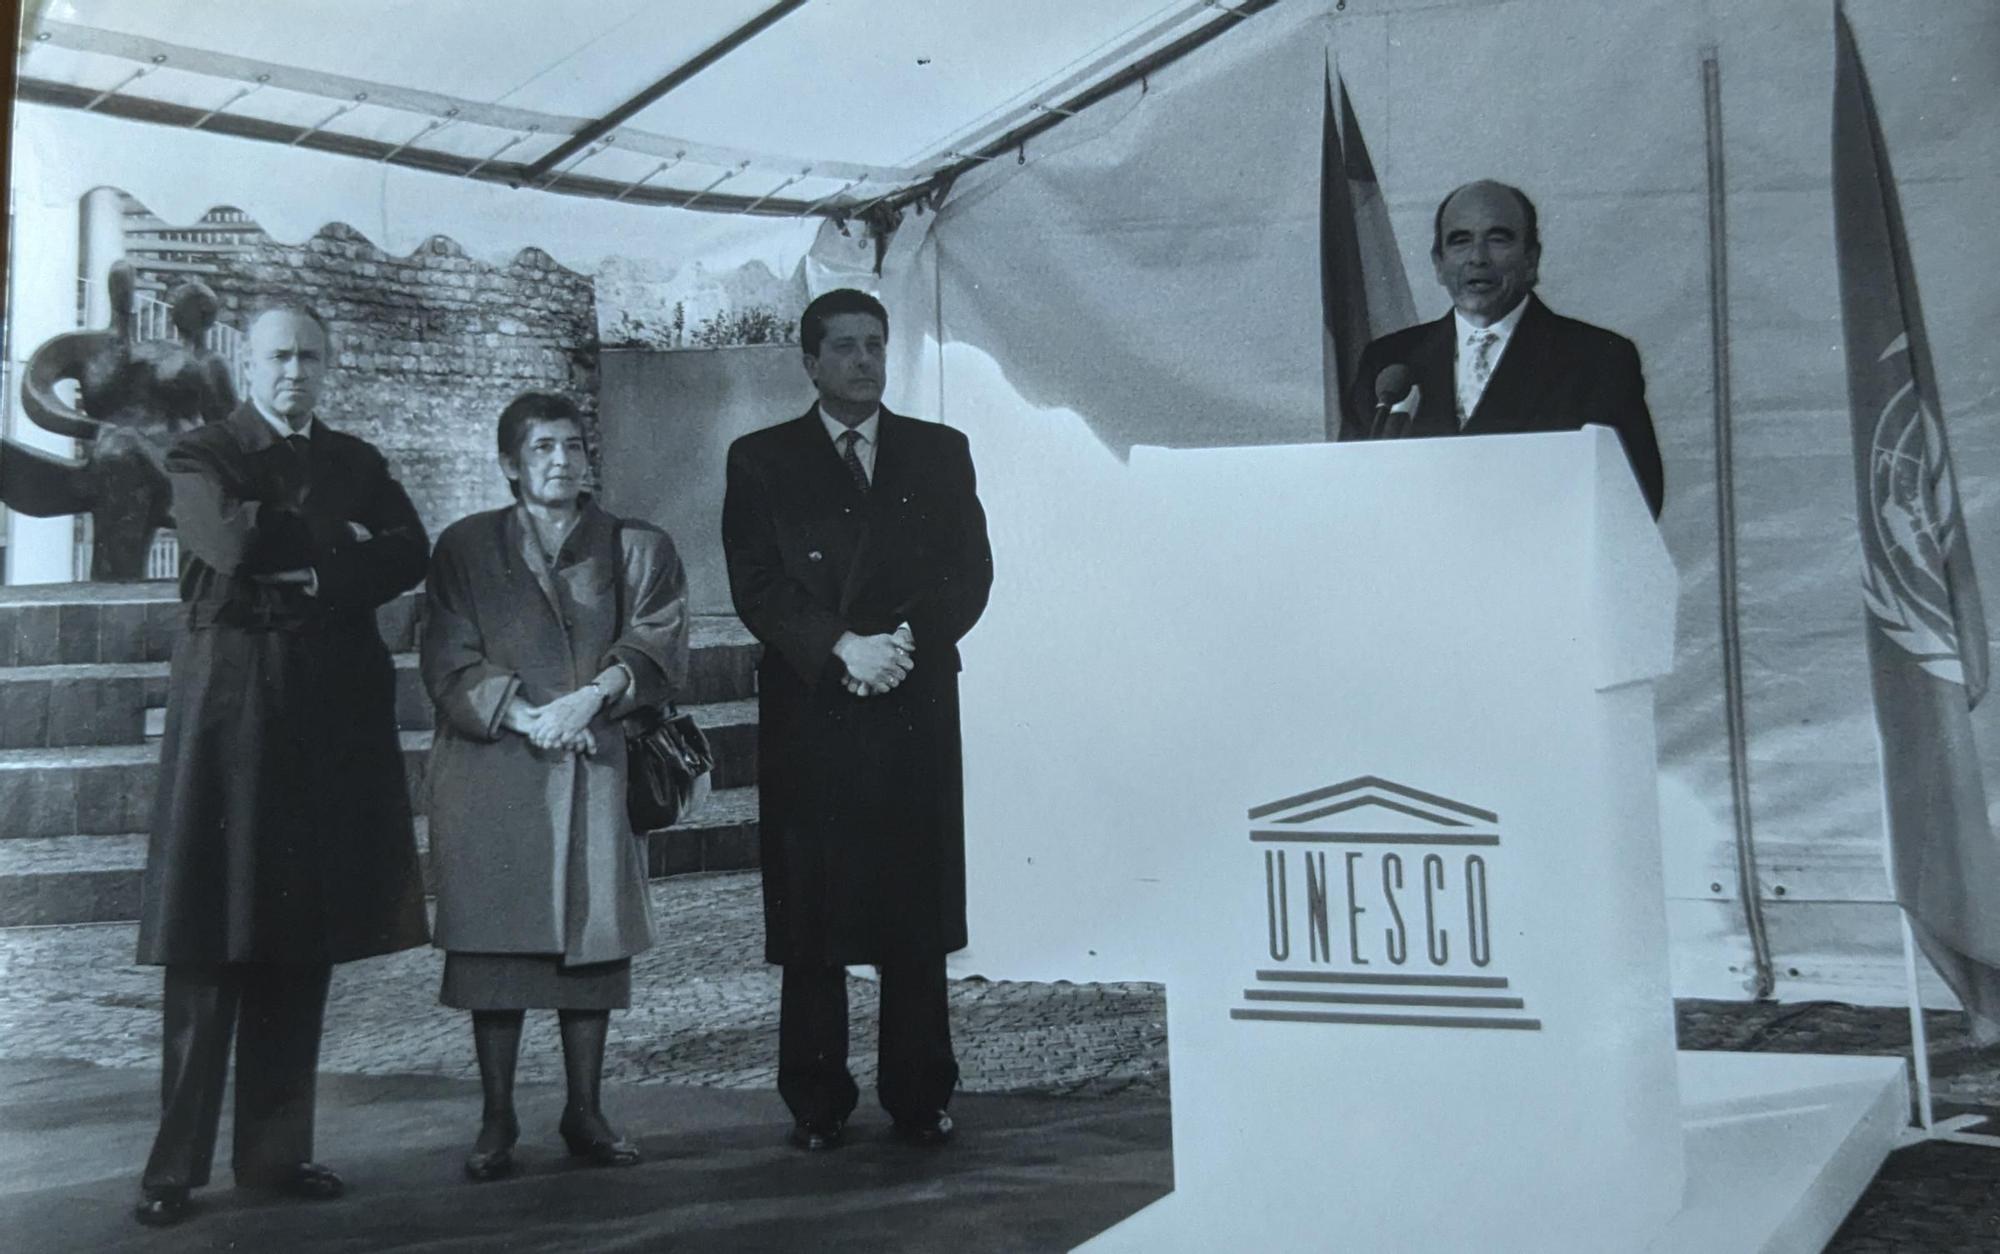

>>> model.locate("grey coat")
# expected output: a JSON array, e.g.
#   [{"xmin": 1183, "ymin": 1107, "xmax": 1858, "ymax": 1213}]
[{"xmin": 421, "ymin": 499, "xmax": 688, "ymax": 964}]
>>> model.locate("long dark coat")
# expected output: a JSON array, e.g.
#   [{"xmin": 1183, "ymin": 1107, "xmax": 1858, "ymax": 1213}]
[
  {"xmin": 137, "ymin": 404, "xmax": 430, "ymax": 965},
  {"xmin": 421, "ymin": 501, "xmax": 688, "ymax": 965},
  {"xmin": 722, "ymin": 408, "xmax": 993, "ymax": 965},
  {"xmin": 1342, "ymin": 295, "xmax": 1666, "ymax": 518}
]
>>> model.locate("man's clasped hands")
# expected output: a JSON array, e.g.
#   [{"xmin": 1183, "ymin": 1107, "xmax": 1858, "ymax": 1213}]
[{"xmin": 834, "ymin": 623, "xmax": 916, "ymax": 698}]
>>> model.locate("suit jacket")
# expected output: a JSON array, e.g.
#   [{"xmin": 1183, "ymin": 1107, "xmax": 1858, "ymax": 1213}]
[
  {"xmin": 1342, "ymin": 296, "xmax": 1665, "ymax": 518},
  {"xmin": 137, "ymin": 403, "xmax": 430, "ymax": 964},
  {"xmin": 721, "ymin": 406, "xmax": 993, "ymax": 964}
]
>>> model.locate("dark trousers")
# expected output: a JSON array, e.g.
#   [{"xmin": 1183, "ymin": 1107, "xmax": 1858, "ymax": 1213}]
[
  {"xmin": 778, "ymin": 955, "xmax": 957, "ymax": 1127},
  {"xmin": 141, "ymin": 963, "xmax": 332, "ymax": 1191}
]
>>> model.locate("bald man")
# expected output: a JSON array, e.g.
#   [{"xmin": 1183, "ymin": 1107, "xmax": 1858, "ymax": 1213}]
[
  {"xmin": 1342, "ymin": 179, "xmax": 1664, "ymax": 518},
  {"xmin": 132, "ymin": 303, "xmax": 430, "ymax": 1226}
]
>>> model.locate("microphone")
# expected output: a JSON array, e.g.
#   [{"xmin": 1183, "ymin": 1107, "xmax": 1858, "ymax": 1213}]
[{"xmin": 1371, "ymin": 364, "xmax": 1415, "ymax": 438}]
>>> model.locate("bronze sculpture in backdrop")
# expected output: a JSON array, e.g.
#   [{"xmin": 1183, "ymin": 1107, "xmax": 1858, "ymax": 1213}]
[{"xmin": 0, "ymin": 259, "xmax": 238, "ymax": 578}]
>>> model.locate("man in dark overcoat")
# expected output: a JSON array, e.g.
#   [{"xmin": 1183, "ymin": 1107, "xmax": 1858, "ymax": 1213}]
[
  {"xmin": 722, "ymin": 288, "xmax": 993, "ymax": 1151},
  {"xmin": 131, "ymin": 303, "xmax": 430, "ymax": 1226},
  {"xmin": 1341, "ymin": 179, "xmax": 1666, "ymax": 519}
]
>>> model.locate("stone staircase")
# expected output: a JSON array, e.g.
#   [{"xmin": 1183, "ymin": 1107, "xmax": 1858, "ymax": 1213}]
[{"xmin": 0, "ymin": 581, "xmax": 764, "ymax": 927}]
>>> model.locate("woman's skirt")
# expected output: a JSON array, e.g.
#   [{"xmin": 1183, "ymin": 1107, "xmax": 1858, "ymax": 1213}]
[{"xmin": 440, "ymin": 951, "xmax": 632, "ymax": 1011}]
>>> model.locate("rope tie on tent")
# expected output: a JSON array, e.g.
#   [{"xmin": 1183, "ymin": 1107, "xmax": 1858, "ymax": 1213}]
[
  {"xmin": 744, "ymin": 167, "xmax": 814, "ymax": 215},
  {"xmin": 1701, "ymin": 46, "xmax": 1775, "ymax": 1000},
  {"xmin": 190, "ymin": 74, "xmax": 268, "ymax": 130},
  {"xmin": 82, "ymin": 55, "xmax": 163, "ymax": 112},
  {"xmin": 537, "ymin": 133, "xmax": 617, "ymax": 189},
  {"xmin": 800, "ymin": 177, "xmax": 870, "ymax": 218},
  {"xmin": 681, "ymin": 161, "xmax": 751, "ymax": 212},
  {"xmin": 614, "ymin": 152, "xmax": 688, "ymax": 203},
  {"xmin": 463, "ymin": 126, "xmax": 539, "ymax": 180},
  {"xmin": 292, "ymin": 93, "xmax": 367, "ymax": 147},
  {"xmin": 382, "ymin": 108, "xmax": 461, "ymax": 164}
]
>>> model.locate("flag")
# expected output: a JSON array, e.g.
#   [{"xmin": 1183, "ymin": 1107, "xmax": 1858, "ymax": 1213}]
[
  {"xmin": 1833, "ymin": 4, "xmax": 2000, "ymax": 1043},
  {"xmin": 1321, "ymin": 64, "xmax": 1415, "ymax": 440}
]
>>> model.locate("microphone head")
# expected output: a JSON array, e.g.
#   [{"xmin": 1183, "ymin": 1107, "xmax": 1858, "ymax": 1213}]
[{"xmin": 1374, "ymin": 363, "xmax": 1414, "ymax": 403}]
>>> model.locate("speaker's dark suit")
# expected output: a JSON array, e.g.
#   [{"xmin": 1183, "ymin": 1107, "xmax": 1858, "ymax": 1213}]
[
  {"xmin": 1342, "ymin": 296, "xmax": 1665, "ymax": 518},
  {"xmin": 721, "ymin": 406, "xmax": 993, "ymax": 1126}
]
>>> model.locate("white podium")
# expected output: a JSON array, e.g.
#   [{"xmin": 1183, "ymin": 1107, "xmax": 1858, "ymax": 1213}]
[{"xmin": 1071, "ymin": 430, "xmax": 1902, "ymax": 1253}]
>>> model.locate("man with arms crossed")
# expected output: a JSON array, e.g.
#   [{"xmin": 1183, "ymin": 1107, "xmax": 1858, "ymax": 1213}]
[{"xmin": 133, "ymin": 303, "xmax": 430, "ymax": 1226}]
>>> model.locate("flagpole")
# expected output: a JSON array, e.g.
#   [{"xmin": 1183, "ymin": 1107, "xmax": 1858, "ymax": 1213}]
[
  {"xmin": 1897, "ymin": 908, "xmax": 1936, "ymax": 1139},
  {"xmin": 1893, "ymin": 906, "xmax": 2000, "ymax": 1147},
  {"xmin": 1838, "ymin": 0, "xmax": 2000, "ymax": 1153}
]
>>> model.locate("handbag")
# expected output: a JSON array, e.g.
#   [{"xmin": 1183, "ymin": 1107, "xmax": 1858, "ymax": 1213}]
[
  {"xmin": 610, "ymin": 519, "xmax": 713, "ymax": 831},
  {"xmin": 624, "ymin": 702, "xmax": 714, "ymax": 832}
]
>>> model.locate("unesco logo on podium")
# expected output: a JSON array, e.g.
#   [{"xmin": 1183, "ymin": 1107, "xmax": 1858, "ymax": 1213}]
[{"xmin": 1234, "ymin": 775, "xmax": 1540, "ymax": 1032}]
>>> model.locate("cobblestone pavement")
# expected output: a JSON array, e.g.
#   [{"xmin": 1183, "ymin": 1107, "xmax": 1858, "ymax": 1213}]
[
  {"xmin": 10, "ymin": 886, "xmax": 2000, "ymax": 1248},
  {"xmin": 0, "ymin": 871, "xmax": 1171, "ymax": 1098}
]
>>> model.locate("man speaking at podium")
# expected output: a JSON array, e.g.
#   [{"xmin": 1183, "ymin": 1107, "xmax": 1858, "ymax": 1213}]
[{"xmin": 1341, "ymin": 179, "xmax": 1665, "ymax": 519}]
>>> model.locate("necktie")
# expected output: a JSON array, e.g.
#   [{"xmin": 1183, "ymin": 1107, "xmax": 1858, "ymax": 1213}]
[
  {"xmin": 1461, "ymin": 330, "xmax": 1500, "ymax": 428},
  {"xmin": 286, "ymin": 434, "xmax": 312, "ymax": 488},
  {"xmin": 839, "ymin": 429, "xmax": 870, "ymax": 493},
  {"xmin": 1471, "ymin": 330, "xmax": 1500, "ymax": 389}
]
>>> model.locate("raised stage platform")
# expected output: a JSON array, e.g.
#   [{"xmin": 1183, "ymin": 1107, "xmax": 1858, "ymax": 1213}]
[{"xmin": 1077, "ymin": 1050, "xmax": 1906, "ymax": 1254}]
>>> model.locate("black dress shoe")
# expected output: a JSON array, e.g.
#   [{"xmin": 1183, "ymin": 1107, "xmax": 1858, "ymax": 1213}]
[
  {"xmin": 464, "ymin": 1115, "xmax": 519, "ymax": 1182},
  {"xmin": 788, "ymin": 1118, "xmax": 846, "ymax": 1152},
  {"xmin": 558, "ymin": 1112, "xmax": 642, "ymax": 1168},
  {"xmin": 238, "ymin": 1161, "xmax": 344, "ymax": 1200},
  {"xmin": 133, "ymin": 1187, "xmax": 191, "ymax": 1228},
  {"xmin": 893, "ymin": 1111, "xmax": 955, "ymax": 1146},
  {"xmin": 463, "ymin": 1146, "xmax": 515, "ymax": 1182}
]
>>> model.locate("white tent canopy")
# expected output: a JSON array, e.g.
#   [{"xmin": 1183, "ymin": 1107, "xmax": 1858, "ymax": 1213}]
[{"xmin": 18, "ymin": 0, "xmax": 1267, "ymax": 217}]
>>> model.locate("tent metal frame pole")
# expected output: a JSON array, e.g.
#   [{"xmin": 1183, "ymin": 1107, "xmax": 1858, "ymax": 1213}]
[
  {"xmin": 1701, "ymin": 48, "xmax": 1775, "ymax": 1001},
  {"xmin": 522, "ymin": 0, "xmax": 810, "ymax": 181},
  {"xmin": 14, "ymin": 78, "xmax": 824, "ymax": 217}
]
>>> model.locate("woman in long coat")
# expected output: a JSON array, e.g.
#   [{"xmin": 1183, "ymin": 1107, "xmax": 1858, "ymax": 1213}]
[{"xmin": 421, "ymin": 390, "xmax": 687, "ymax": 1180}]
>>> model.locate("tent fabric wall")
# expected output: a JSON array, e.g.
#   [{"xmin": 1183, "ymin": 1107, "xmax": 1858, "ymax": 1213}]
[
  {"xmin": 880, "ymin": 0, "xmax": 2000, "ymax": 1002},
  {"xmin": 922, "ymin": 9, "xmax": 1328, "ymax": 456},
  {"xmin": 1692, "ymin": 0, "xmax": 2000, "ymax": 1005}
]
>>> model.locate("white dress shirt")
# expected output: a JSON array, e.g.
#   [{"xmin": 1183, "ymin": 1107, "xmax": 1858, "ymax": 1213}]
[
  {"xmin": 819, "ymin": 404, "xmax": 880, "ymax": 483},
  {"xmin": 1453, "ymin": 298, "xmax": 1529, "ymax": 424},
  {"xmin": 251, "ymin": 396, "xmax": 316, "ymax": 442}
]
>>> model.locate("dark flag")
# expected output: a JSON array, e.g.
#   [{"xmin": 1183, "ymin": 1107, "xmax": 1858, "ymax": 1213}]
[
  {"xmin": 1833, "ymin": 4, "xmax": 2000, "ymax": 1043},
  {"xmin": 1321, "ymin": 64, "xmax": 1414, "ymax": 440}
]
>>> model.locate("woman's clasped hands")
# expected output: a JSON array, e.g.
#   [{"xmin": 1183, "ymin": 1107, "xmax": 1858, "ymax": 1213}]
[{"xmin": 502, "ymin": 686, "xmax": 605, "ymax": 755}]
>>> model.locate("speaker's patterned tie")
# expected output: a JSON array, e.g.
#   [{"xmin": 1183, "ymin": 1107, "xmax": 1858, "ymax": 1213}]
[
  {"xmin": 1470, "ymin": 330, "xmax": 1500, "ymax": 390},
  {"xmin": 1460, "ymin": 329, "xmax": 1501, "ymax": 429},
  {"xmin": 839, "ymin": 429, "xmax": 870, "ymax": 493}
]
